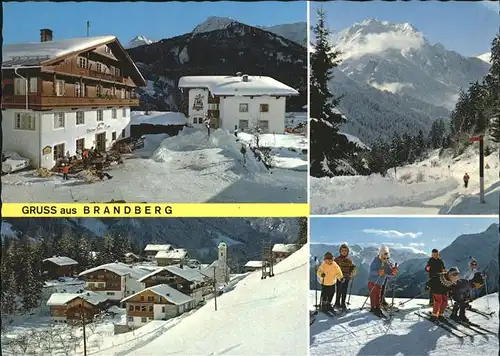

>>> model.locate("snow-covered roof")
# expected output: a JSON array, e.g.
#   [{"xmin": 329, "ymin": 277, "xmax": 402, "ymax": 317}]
[
  {"xmin": 178, "ymin": 75, "xmax": 299, "ymax": 96},
  {"xmin": 43, "ymin": 256, "xmax": 78, "ymax": 266},
  {"xmin": 46, "ymin": 291, "xmax": 107, "ymax": 306},
  {"xmin": 121, "ymin": 284, "xmax": 193, "ymax": 305},
  {"xmin": 138, "ymin": 265, "xmax": 207, "ymax": 283},
  {"xmin": 201, "ymin": 259, "xmax": 231, "ymax": 278},
  {"xmin": 131, "ymin": 111, "xmax": 188, "ymax": 126},
  {"xmin": 144, "ymin": 244, "xmax": 172, "ymax": 252},
  {"xmin": 124, "ymin": 252, "xmax": 140, "ymax": 259},
  {"xmin": 78, "ymin": 262, "xmax": 149, "ymax": 280},
  {"xmin": 272, "ymin": 244, "xmax": 299, "ymax": 254},
  {"xmin": 244, "ymin": 261, "xmax": 263, "ymax": 268},
  {"xmin": 155, "ymin": 248, "xmax": 188, "ymax": 260},
  {"xmin": 3, "ymin": 36, "xmax": 116, "ymax": 66}
]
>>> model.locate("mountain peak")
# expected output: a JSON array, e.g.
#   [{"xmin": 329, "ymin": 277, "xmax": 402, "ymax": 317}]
[
  {"xmin": 192, "ymin": 16, "xmax": 240, "ymax": 35},
  {"xmin": 127, "ymin": 35, "xmax": 155, "ymax": 48},
  {"xmin": 477, "ymin": 52, "xmax": 491, "ymax": 63}
]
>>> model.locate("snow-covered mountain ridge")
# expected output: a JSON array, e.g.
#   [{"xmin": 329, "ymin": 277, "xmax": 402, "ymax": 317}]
[
  {"xmin": 329, "ymin": 18, "xmax": 490, "ymax": 142},
  {"xmin": 127, "ymin": 35, "xmax": 155, "ymax": 48}
]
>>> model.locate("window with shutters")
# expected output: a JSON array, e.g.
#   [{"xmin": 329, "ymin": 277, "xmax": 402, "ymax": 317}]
[
  {"xmin": 78, "ymin": 57, "xmax": 87, "ymax": 68},
  {"xmin": 29, "ymin": 77, "xmax": 38, "ymax": 93},
  {"xmin": 76, "ymin": 111, "xmax": 85, "ymax": 125},
  {"xmin": 55, "ymin": 80, "xmax": 65, "ymax": 96},
  {"xmin": 54, "ymin": 113, "xmax": 65, "ymax": 129},
  {"xmin": 14, "ymin": 78, "xmax": 26, "ymax": 95},
  {"xmin": 14, "ymin": 113, "xmax": 36, "ymax": 130},
  {"xmin": 97, "ymin": 110, "xmax": 103, "ymax": 122}
]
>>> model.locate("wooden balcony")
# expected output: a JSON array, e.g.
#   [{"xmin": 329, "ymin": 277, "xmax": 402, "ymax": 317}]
[
  {"xmin": 2, "ymin": 95, "xmax": 139, "ymax": 109},
  {"xmin": 48, "ymin": 65, "xmax": 125, "ymax": 83}
]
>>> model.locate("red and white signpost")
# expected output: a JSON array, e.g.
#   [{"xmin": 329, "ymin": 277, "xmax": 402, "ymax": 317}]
[{"xmin": 468, "ymin": 135, "xmax": 485, "ymax": 203}]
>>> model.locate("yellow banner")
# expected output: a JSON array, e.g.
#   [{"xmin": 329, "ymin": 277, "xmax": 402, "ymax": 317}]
[{"xmin": 1, "ymin": 203, "xmax": 310, "ymax": 218}]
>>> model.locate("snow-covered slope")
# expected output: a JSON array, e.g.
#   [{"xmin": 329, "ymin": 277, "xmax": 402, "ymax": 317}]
[
  {"xmin": 260, "ymin": 22, "xmax": 307, "ymax": 47},
  {"xmin": 477, "ymin": 52, "xmax": 491, "ymax": 63},
  {"xmin": 101, "ymin": 246, "xmax": 308, "ymax": 355},
  {"xmin": 192, "ymin": 16, "xmax": 239, "ymax": 35},
  {"xmin": 310, "ymin": 293, "xmax": 499, "ymax": 355},
  {"xmin": 127, "ymin": 36, "xmax": 155, "ymax": 48},
  {"xmin": 311, "ymin": 142, "xmax": 500, "ymax": 215},
  {"xmin": 330, "ymin": 18, "xmax": 490, "ymax": 142}
]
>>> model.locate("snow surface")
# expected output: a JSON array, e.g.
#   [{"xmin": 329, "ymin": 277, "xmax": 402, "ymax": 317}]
[
  {"xmin": 178, "ymin": 75, "xmax": 299, "ymax": 96},
  {"xmin": 143, "ymin": 244, "xmax": 172, "ymax": 252},
  {"xmin": 79, "ymin": 262, "xmax": 150, "ymax": 280},
  {"xmin": 100, "ymin": 245, "xmax": 308, "ymax": 355},
  {"xmin": 130, "ymin": 111, "xmax": 187, "ymax": 126},
  {"xmin": 311, "ymin": 146, "xmax": 499, "ymax": 215},
  {"xmin": 477, "ymin": 52, "xmax": 491, "ymax": 63},
  {"xmin": 2, "ymin": 128, "xmax": 306, "ymax": 203},
  {"xmin": 43, "ymin": 256, "xmax": 78, "ymax": 266},
  {"xmin": 155, "ymin": 248, "xmax": 187, "ymax": 259},
  {"xmin": 3, "ymin": 36, "xmax": 116, "ymax": 63},
  {"xmin": 310, "ymin": 292, "xmax": 499, "ymax": 356},
  {"xmin": 47, "ymin": 291, "xmax": 107, "ymax": 306},
  {"xmin": 121, "ymin": 284, "xmax": 193, "ymax": 305},
  {"xmin": 127, "ymin": 36, "xmax": 155, "ymax": 49},
  {"xmin": 244, "ymin": 261, "xmax": 263, "ymax": 268}
]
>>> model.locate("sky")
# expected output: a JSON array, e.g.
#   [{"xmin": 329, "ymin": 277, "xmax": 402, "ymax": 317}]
[
  {"xmin": 310, "ymin": 217, "xmax": 498, "ymax": 254},
  {"xmin": 310, "ymin": 1, "xmax": 499, "ymax": 57},
  {"xmin": 3, "ymin": 1, "xmax": 306, "ymax": 45}
]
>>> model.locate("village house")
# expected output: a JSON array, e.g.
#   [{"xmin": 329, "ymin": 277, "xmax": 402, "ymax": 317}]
[
  {"xmin": 201, "ymin": 242, "xmax": 231, "ymax": 285},
  {"xmin": 272, "ymin": 244, "xmax": 299, "ymax": 263},
  {"xmin": 1, "ymin": 29, "xmax": 146, "ymax": 169},
  {"xmin": 78, "ymin": 262, "xmax": 149, "ymax": 302},
  {"xmin": 121, "ymin": 284, "xmax": 195, "ymax": 327},
  {"xmin": 46, "ymin": 291, "xmax": 107, "ymax": 324},
  {"xmin": 143, "ymin": 244, "xmax": 172, "ymax": 261},
  {"xmin": 156, "ymin": 248, "xmax": 189, "ymax": 266},
  {"xmin": 42, "ymin": 256, "xmax": 78, "ymax": 279},
  {"xmin": 178, "ymin": 73, "xmax": 299, "ymax": 133},
  {"xmin": 138, "ymin": 265, "xmax": 211, "ymax": 305},
  {"xmin": 243, "ymin": 261, "xmax": 263, "ymax": 272},
  {"xmin": 124, "ymin": 252, "xmax": 141, "ymax": 264}
]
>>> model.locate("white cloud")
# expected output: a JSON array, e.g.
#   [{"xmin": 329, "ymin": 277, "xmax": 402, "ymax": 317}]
[
  {"xmin": 339, "ymin": 31, "xmax": 425, "ymax": 60},
  {"xmin": 380, "ymin": 242, "xmax": 426, "ymax": 255},
  {"xmin": 409, "ymin": 242, "xmax": 425, "ymax": 247},
  {"xmin": 368, "ymin": 81, "xmax": 414, "ymax": 94},
  {"xmin": 362, "ymin": 228, "xmax": 422, "ymax": 239}
]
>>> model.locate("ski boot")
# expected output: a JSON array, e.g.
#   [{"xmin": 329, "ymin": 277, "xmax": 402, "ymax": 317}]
[
  {"xmin": 437, "ymin": 314, "xmax": 446, "ymax": 323},
  {"xmin": 449, "ymin": 312, "xmax": 460, "ymax": 322},
  {"xmin": 340, "ymin": 303, "xmax": 348, "ymax": 312},
  {"xmin": 333, "ymin": 302, "xmax": 342, "ymax": 310},
  {"xmin": 370, "ymin": 307, "xmax": 385, "ymax": 318},
  {"xmin": 459, "ymin": 315, "xmax": 471, "ymax": 324}
]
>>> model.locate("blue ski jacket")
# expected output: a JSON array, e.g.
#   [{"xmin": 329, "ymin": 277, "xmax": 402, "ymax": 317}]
[{"xmin": 368, "ymin": 256, "xmax": 395, "ymax": 285}]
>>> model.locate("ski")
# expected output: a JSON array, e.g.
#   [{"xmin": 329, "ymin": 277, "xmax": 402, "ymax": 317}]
[
  {"xmin": 310, "ymin": 316, "xmax": 316, "ymax": 326},
  {"xmin": 383, "ymin": 305, "xmax": 400, "ymax": 312},
  {"xmin": 447, "ymin": 318, "xmax": 497, "ymax": 336},
  {"xmin": 321, "ymin": 310, "xmax": 336, "ymax": 317},
  {"xmin": 469, "ymin": 308, "xmax": 495, "ymax": 319},
  {"xmin": 414, "ymin": 312, "xmax": 465, "ymax": 339},
  {"xmin": 423, "ymin": 312, "xmax": 476, "ymax": 337}
]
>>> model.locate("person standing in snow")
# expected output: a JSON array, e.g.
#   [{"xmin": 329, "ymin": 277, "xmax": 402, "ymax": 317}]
[
  {"xmin": 205, "ymin": 119, "xmax": 211, "ymax": 137},
  {"xmin": 428, "ymin": 267, "xmax": 460, "ymax": 322},
  {"xmin": 317, "ymin": 251, "xmax": 343, "ymax": 313},
  {"xmin": 463, "ymin": 173, "xmax": 470, "ymax": 188},
  {"xmin": 333, "ymin": 244, "xmax": 357, "ymax": 311},
  {"xmin": 425, "ymin": 249, "xmax": 446, "ymax": 306},
  {"xmin": 367, "ymin": 246, "xmax": 398, "ymax": 317},
  {"xmin": 463, "ymin": 259, "xmax": 480, "ymax": 300},
  {"xmin": 449, "ymin": 272, "xmax": 484, "ymax": 323},
  {"xmin": 234, "ymin": 125, "xmax": 239, "ymax": 138}
]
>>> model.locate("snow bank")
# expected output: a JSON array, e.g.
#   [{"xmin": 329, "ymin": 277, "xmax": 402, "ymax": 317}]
[{"xmin": 130, "ymin": 111, "xmax": 187, "ymax": 126}]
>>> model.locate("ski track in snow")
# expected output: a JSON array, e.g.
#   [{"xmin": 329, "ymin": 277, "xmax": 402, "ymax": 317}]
[
  {"xmin": 311, "ymin": 148, "xmax": 499, "ymax": 215},
  {"xmin": 310, "ymin": 293, "xmax": 499, "ymax": 356},
  {"xmin": 1, "ymin": 128, "xmax": 307, "ymax": 203}
]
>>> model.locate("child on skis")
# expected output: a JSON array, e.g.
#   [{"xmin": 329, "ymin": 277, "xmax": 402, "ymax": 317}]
[
  {"xmin": 449, "ymin": 271, "xmax": 485, "ymax": 323},
  {"xmin": 425, "ymin": 248, "xmax": 446, "ymax": 306},
  {"xmin": 368, "ymin": 246, "xmax": 398, "ymax": 317},
  {"xmin": 317, "ymin": 251, "xmax": 343, "ymax": 313},
  {"xmin": 428, "ymin": 267, "xmax": 460, "ymax": 321},
  {"xmin": 333, "ymin": 244, "xmax": 357, "ymax": 311}
]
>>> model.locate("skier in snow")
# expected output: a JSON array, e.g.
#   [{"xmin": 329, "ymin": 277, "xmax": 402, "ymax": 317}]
[
  {"xmin": 463, "ymin": 259, "xmax": 480, "ymax": 300},
  {"xmin": 425, "ymin": 249, "xmax": 446, "ymax": 306},
  {"xmin": 463, "ymin": 173, "xmax": 470, "ymax": 188},
  {"xmin": 427, "ymin": 267, "xmax": 460, "ymax": 321},
  {"xmin": 449, "ymin": 271, "xmax": 484, "ymax": 323},
  {"xmin": 333, "ymin": 244, "xmax": 357, "ymax": 311},
  {"xmin": 317, "ymin": 252, "xmax": 343, "ymax": 313},
  {"xmin": 367, "ymin": 246, "xmax": 398, "ymax": 317}
]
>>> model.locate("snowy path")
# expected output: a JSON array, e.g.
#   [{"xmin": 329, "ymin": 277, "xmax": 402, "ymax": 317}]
[
  {"xmin": 311, "ymin": 148, "xmax": 499, "ymax": 215},
  {"xmin": 310, "ymin": 293, "xmax": 498, "ymax": 356},
  {"xmin": 2, "ymin": 129, "xmax": 307, "ymax": 203}
]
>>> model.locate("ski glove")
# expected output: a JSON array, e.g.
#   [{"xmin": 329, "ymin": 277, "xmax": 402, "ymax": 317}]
[
  {"xmin": 378, "ymin": 270, "xmax": 384, "ymax": 276},
  {"xmin": 392, "ymin": 267, "xmax": 398, "ymax": 275}
]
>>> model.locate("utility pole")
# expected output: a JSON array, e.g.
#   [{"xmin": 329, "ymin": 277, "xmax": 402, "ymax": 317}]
[
  {"xmin": 86, "ymin": 21, "xmax": 90, "ymax": 37},
  {"xmin": 468, "ymin": 135, "xmax": 485, "ymax": 203},
  {"xmin": 80, "ymin": 305, "xmax": 87, "ymax": 356},
  {"xmin": 213, "ymin": 266, "xmax": 217, "ymax": 311},
  {"xmin": 261, "ymin": 241, "xmax": 274, "ymax": 279}
]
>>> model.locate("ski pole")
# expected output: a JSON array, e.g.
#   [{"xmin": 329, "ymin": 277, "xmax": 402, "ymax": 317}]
[
  {"xmin": 391, "ymin": 263, "xmax": 398, "ymax": 308},
  {"xmin": 484, "ymin": 273, "xmax": 490, "ymax": 311},
  {"xmin": 314, "ymin": 257, "xmax": 319, "ymax": 311},
  {"xmin": 360, "ymin": 273, "xmax": 382, "ymax": 310},
  {"xmin": 399, "ymin": 291, "xmax": 427, "ymax": 306},
  {"xmin": 347, "ymin": 273, "xmax": 355, "ymax": 305}
]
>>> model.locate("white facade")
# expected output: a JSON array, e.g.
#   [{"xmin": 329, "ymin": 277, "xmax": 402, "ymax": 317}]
[
  {"xmin": 83, "ymin": 273, "xmax": 143, "ymax": 302},
  {"xmin": 188, "ymin": 88, "xmax": 209, "ymax": 129},
  {"xmin": 127, "ymin": 302, "xmax": 192, "ymax": 327},
  {"xmin": 2, "ymin": 107, "xmax": 131, "ymax": 169},
  {"xmin": 219, "ymin": 96, "xmax": 286, "ymax": 134}
]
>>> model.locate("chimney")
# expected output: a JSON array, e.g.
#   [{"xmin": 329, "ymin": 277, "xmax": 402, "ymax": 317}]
[
  {"xmin": 40, "ymin": 29, "xmax": 53, "ymax": 42},
  {"xmin": 242, "ymin": 74, "xmax": 249, "ymax": 82},
  {"xmin": 236, "ymin": 72, "xmax": 242, "ymax": 77}
]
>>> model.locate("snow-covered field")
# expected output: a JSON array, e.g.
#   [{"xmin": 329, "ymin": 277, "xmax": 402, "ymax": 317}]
[
  {"xmin": 2, "ymin": 247, "xmax": 308, "ymax": 355},
  {"xmin": 310, "ymin": 292, "xmax": 499, "ymax": 356},
  {"xmin": 311, "ymin": 146, "xmax": 499, "ymax": 215},
  {"xmin": 2, "ymin": 126, "xmax": 307, "ymax": 203}
]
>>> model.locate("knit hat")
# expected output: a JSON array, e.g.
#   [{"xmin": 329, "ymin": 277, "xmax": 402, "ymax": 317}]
[
  {"xmin": 379, "ymin": 245, "xmax": 390, "ymax": 258},
  {"xmin": 324, "ymin": 252, "xmax": 333, "ymax": 260},
  {"xmin": 431, "ymin": 249, "xmax": 438, "ymax": 253},
  {"xmin": 470, "ymin": 259, "xmax": 477, "ymax": 266},
  {"xmin": 339, "ymin": 243, "xmax": 349, "ymax": 254},
  {"xmin": 447, "ymin": 267, "xmax": 460, "ymax": 276}
]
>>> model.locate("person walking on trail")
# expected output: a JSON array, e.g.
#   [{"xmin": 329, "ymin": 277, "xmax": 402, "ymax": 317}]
[
  {"xmin": 317, "ymin": 252, "xmax": 343, "ymax": 313},
  {"xmin": 449, "ymin": 272, "xmax": 484, "ymax": 323},
  {"xmin": 333, "ymin": 244, "xmax": 356, "ymax": 311},
  {"xmin": 425, "ymin": 249, "xmax": 446, "ymax": 306},
  {"xmin": 368, "ymin": 246, "xmax": 398, "ymax": 317},
  {"xmin": 463, "ymin": 173, "xmax": 470, "ymax": 188},
  {"xmin": 428, "ymin": 267, "xmax": 460, "ymax": 322},
  {"xmin": 62, "ymin": 163, "xmax": 70, "ymax": 180}
]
